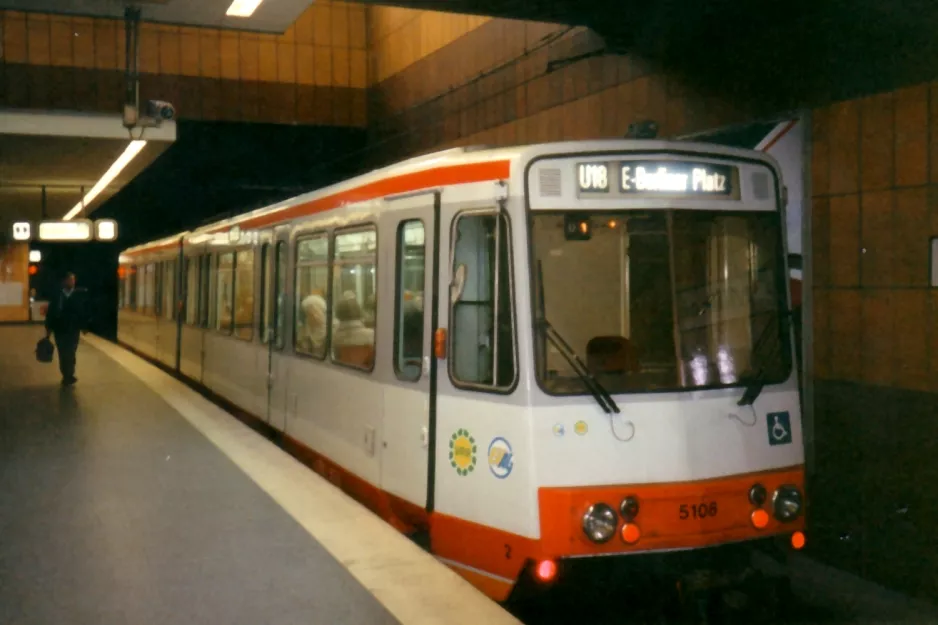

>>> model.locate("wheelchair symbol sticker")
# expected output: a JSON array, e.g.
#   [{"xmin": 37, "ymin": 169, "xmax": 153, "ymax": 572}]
[{"xmin": 767, "ymin": 411, "xmax": 792, "ymax": 446}]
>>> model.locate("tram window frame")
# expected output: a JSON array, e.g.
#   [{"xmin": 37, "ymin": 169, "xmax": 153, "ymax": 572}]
[
  {"xmin": 273, "ymin": 241, "xmax": 287, "ymax": 351},
  {"xmin": 232, "ymin": 247, "xmax": 255, "ymax": 341},
  {"xmin": 393, "ymin": 219, "xmax": 426, "ymax": 382},
  {"xmin": 447, "ymin": 209, "xmax": 518, "ymax": 393},
  {"xmin": 294, "ymin": 232, "xmax": 331, "ymax": 360},
  {"xmin": 330, "ymin": 225, "xmax": 378, "ymax": 373}
]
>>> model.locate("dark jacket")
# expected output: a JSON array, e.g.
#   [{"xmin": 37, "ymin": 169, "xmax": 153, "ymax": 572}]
[{"xmin": 45, "ymin": 288, "xmax": 91, "ymax": 335}]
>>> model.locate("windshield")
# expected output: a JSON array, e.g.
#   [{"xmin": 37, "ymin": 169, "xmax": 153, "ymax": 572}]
[{"xmin": 532, "ymin": 210, "xmax": 791, "ymax": 395}]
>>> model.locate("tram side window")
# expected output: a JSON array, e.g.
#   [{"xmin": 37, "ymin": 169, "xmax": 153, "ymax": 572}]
[
  {"xmin": 216, "ymin": 252, "xmax": 234, "ymax": 334},
  {"xmin": 135, "ymin": 266, "xmax": 146, "ymax": 313},
  {"xmin": 144, "ymin": 263, "xmax": 156, "ymax": 315},
  {"xmin": 394, "ymin": 220, "xmax": 425, "ymax": 381},
  {"xmin": 295, "ymin": 234, "xmax": 330, "ymax": 358},
  {"xmin": 154, "ymin": 263, "xmax": 162, "ymax": 317},
  {"xmin": 199, "ymin": 254, "xmax": 211, "ymax": 328},
  {"xmin": 185, "ymin": 257, "xmax": 199, "ymax": 325},
  {"xmin": 128, "ymin": 267, "xmax": 138, "ymax": 310},
  {"xmin": 449, "ymin": 212, "xmax": 516, "ymax": 389},
  {"xmin": 273, "ymin": 241, "xmax": 287, "ymax": 350},
  {"xmin": 260, "ymin": 244, "xmax": 270, "ymax": 343},
  {"xmin": 162, "ymin": 260, "xmax": 176, "ymax": 321},
  {"xmin": 234, "ymin": 249, "xmax": 255, "ymax": 341},
  {"xmin": 332, "ymin": 227, "xmax": 377, "ymax": 370}
]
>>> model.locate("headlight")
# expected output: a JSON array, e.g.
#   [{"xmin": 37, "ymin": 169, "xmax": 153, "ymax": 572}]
[
  {"xmin": 582, "ymin": 503, "xmax": 617, "ymax": 543},
  {"xmin": 772, "ymin": 485, "xmax": 803, "ymax": 522}
]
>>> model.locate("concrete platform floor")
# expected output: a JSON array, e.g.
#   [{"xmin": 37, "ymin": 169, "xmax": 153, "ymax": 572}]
[{"xmin": 0, "ymin": 327, "xmax": 517, "ymax": 625}]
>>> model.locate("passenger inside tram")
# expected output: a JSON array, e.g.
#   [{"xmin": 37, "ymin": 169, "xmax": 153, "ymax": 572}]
[
  {"xmin": 298, "ymin": 293, "xmax": 327, "ymax": 354},
  {"xmin": 362, "ymin": 294, "xmax": 377, "ymax": 329},
  {"xmin": 333, "ymin": 291, "xmax": 375, "ymax": 368}
]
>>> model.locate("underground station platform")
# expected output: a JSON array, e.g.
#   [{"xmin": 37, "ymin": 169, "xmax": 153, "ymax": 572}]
[
  {"xmin": 0, "ymin": 326, "xmax": 517, "ymax": 625},
  {"xmin": 1, "ymin": 323, "xmax": 937, "ymax": 625}
]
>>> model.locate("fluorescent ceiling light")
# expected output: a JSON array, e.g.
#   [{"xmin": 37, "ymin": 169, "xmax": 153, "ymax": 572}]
[
  {"xmin": 226, "ymin": 0, "xmax": 264, "ymax": 17},
  {"xmin": 39, "ymin": 220, "xmax": 93, "ymax": 242},
  {"xmin": 64, "ymin": 140, "xmax": 147, "ymax": 221}
]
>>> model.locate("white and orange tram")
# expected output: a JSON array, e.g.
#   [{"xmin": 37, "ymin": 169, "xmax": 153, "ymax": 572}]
[{"xmin": 117, "ymin": 139, "xmax": 806, "ymax": 602}]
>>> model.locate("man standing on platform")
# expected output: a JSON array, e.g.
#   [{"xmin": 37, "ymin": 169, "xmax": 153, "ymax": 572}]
[{"xmin": 44, "ymin": 271, "xmax": 91, "ymax": 386}]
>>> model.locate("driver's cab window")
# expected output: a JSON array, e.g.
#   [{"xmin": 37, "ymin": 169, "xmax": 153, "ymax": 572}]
[{"xmin": 449, "ymin": 211, "xmax": 516, "ymax": 390}]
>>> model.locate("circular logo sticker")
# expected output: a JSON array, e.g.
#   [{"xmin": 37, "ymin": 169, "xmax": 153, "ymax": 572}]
[
  {"xmin": 574, "ymin": 420, "xmax": 589, "ymax": 436},
  {"xmin": 487, "ymin": 437, "xmax": 514, "ymax": 479},
  {"xmin": 449, "ymin": 429, "xmax": 477, "ymax": 476}
]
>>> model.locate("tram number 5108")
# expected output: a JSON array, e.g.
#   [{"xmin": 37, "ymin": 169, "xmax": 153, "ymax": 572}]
[{"xmin": 679, "ymin": 502, "xmax": 718, "ymax": 520}]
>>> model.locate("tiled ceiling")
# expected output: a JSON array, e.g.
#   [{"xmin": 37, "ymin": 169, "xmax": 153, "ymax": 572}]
[{"xmin": 0, "ymin": 0, "xmax": 314, "ymax": 33}]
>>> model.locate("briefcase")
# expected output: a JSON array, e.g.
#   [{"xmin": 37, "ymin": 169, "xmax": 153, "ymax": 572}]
[{"xmin": 35, "ymin": 337, "xmax": 55, "ymax": 363}]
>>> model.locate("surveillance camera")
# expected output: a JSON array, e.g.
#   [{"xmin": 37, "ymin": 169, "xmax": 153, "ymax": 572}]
[
  {"xmin": 146, "ymin": 100, "xmax": 176, "ymax": 121},
  {"xmin": 625, "ymin": 120, "xmax": 659, "ymax": 139}
]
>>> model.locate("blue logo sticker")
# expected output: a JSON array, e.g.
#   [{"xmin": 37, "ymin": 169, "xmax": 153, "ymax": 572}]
[
  {"xmin": 487, "ymin": 437, "xmax": 514, "ymax": 479},
  {"xmin": 767, "ymin": 411, "xmax": 792, "ymax": 446}
]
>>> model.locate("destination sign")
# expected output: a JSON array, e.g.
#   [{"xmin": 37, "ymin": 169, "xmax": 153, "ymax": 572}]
[
  {"xmin": 620, "ymin": 162, "xmax": 735, "ymax": 195},
  {"xmin": 577, "ymin": 163, "xmax": 610, "ymax": 193}
]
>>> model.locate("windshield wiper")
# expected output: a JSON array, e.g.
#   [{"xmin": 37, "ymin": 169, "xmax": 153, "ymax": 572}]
[
  {"xmin": 737, "ymin": 368, "xmax": 765, "ymax": 406},
  {"xmin": 538, "ymin": 318, "xmax": 620, "ymax": 415},
  {"xmin": 535, "ymin": 259, "xmax": 619, "ymax": 415},
  {"xmin": 737, "ymin": 307, "xmax": 792, "ymax": 406}
]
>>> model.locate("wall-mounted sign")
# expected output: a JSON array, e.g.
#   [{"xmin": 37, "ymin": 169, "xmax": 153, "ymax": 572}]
[
  {"xmin": 38, "ymin": 220, "xmax": 93, "ymax": 242},
  {"xmin": 12, "ymin": 222, "xmax": 32, "ymax": 241},
  {"xmin": 95, "ymin": 219, "xmax": 118, "ymax": 241},
  {"xmin": 620, "ymin": 162, "xmax": 735, "ymax": 195}
]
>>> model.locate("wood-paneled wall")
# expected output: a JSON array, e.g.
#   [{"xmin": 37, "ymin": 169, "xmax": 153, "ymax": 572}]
[
  {"xmin": 367, "ymin": 5, "xmax": 492, "ymax": 86},
  {"xmin": 810, "ymin": 85, "xmax": 938, "ymax": 393},
  {"xmin": 0, "ymin": 2, "xmax": 368, "ymax": 126},
  {"xmin": 364, "ymin": 20, "xmax": 761, "ymax": 169}
]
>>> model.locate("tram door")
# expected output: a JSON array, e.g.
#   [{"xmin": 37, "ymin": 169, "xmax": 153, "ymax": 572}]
[
  {"xmin": 266, "ymin": 229, "xmax": 291, "ymax": 431},
  {"xmin": 380, "ymin": 192, "xmax": 439, "ymax": 508}
]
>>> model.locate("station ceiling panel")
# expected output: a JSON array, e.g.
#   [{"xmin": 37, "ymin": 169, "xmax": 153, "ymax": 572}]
[
  {"xmin": 0, "ymin": 109, "xmax": 175, "ymax": 236},
  {"xmin": 0, "ymin": 0, "xmax": 314, "ymax": 34}
]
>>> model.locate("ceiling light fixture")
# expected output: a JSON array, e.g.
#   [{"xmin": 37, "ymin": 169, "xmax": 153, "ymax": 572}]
[
  {"xmin": 226, "ymin": 0, "xmax": 265, "ymax": 17},
  {"xmin": 64, "ymin": 140, "xmax": 147, "ymax": 221}
]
